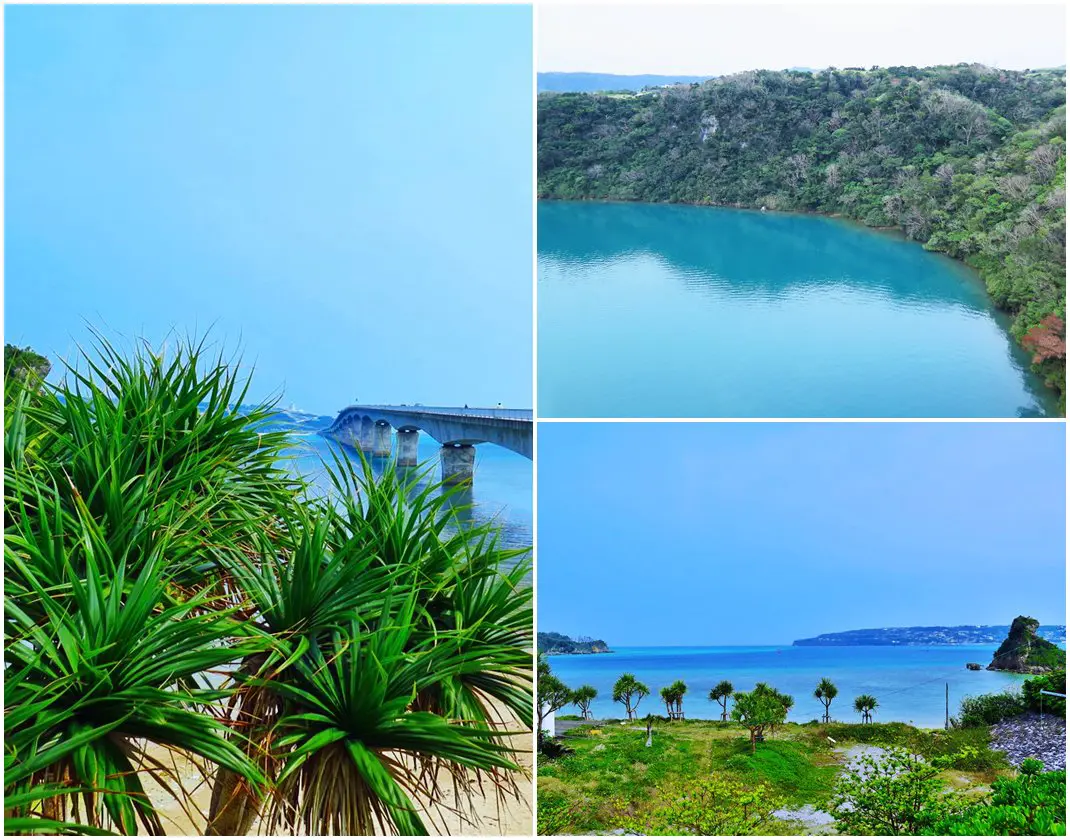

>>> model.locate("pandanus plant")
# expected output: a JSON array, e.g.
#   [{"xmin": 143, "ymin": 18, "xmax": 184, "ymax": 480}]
[
  {"xmin": 815, "ymin": 678, "xmax": 838, "ymax": 724},
  {"xmin": 4, "ymin": 335, "xmax": 532, "ymax": 836},
  {"xmin": 612, "ymin": 674, "xmax": 650, "ymax": 721},
  {"xmin": 571, "ymin": 686, "xmax": 597, "ymax": 721},
  {"xmin": 709, "ymin": 680, "xmax": 734, "ymax": 722},
  {"xmin": 659, "ymin": 680, "xmax": 686, "ymax": 720},
  {"xmin": 854, "ymin": 694, "xmax": 879, "ymax": 724}
]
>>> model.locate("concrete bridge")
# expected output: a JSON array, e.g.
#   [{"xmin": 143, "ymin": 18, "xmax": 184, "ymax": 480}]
[{"xmin": 324, "ymin": 405, "xmax": 532, "ymax": 485}]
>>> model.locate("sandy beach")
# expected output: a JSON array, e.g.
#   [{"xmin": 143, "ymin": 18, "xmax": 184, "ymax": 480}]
[{"xmin": 138, "ymin": 712, "xmax": 532, "ymax": 836}]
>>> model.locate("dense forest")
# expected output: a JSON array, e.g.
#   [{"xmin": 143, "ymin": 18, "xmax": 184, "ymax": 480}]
[{"xmin": 538, "ymin": 65, "xmax": 1067, "ymax": 406}]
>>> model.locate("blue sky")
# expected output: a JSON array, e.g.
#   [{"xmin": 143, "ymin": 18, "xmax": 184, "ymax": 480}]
[
  {"xmin": 538, "ymin": 422, "xmax": 1066, "ymax": 646},
  {"xmin": 5, "ymin": 5, "xmax": 532, "ymax": 414}
]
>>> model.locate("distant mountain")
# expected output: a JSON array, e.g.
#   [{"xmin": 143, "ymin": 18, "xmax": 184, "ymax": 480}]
[
  {"xmin": 538, "ymin": 631, "xmax": 611, "ymax": 655},
  {"xmin": 794, "ymin": 625, "xmax": 1067, "ymax": 647},
  {"xmin": 538, "ymin": 72, "xmax": 714, "ymax": 93}
]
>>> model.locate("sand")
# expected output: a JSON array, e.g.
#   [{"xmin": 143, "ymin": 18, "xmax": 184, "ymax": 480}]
[{"xmin": 136, "ymin": 719, "xmax": 532, "ymax": 836}]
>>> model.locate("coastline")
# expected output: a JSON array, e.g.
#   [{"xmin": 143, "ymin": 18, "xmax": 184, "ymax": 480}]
[{"xmin": 544, "ymin": 643, "xmax": 1027, "ymax": 729}]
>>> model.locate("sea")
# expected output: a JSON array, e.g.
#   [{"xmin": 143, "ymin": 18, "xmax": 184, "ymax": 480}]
[
  {"xmin": 544, "ymin": 644, "xmax": 1058, "ymax": 729},
  {"xmin": 538, "ymin": 201, "xmax": 1057, "ymax": 418},
  {"xmin": 257, "ymin": 407, "xmax": 533, "ymax": 553}
]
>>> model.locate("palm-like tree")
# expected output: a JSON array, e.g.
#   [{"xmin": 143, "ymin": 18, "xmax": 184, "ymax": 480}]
[
  {"xmin": 669, "ymin": 680, "xmax": 687, "ymax": 720},
  {"xmin": 814, "ymin": 678, "xmax": 838, "ymax": 723},
  {"xmin": 571, "ymin": 686, "xmax": 598, "ymax": 720},
  {"xmin": 658, "ymin": 686, "xmax": 676, "ymax": 719},
  {"xmin": 538, "ymin": 658, "xmax": 572, "ymax": 745},
  {"xmin": 4, "ymin": 335, "xmax": 533, "ymax": 837},
  {"xmin": 709, "ymin": 680, "xmax": 734, "ymax": 721},
  {"xmin": 854, "ymin": 694, "xmax": 879, "ymax": 724},
  {"xmin": 612, "ymin": 674, "xmax": 650, "ymax": 721}
]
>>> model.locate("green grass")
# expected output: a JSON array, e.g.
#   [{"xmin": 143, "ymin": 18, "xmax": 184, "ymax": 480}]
[
  {"xmin": 718, "ymin": 740, "xmax": 839, "ymax": 807},
  {"xmin": 538, "ymin": 719, "xmax": 1009, "ymax": 835}
]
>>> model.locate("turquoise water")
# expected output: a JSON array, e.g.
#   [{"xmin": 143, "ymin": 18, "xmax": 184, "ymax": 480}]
[
  {"xmin": 546, "ymin": 645, "xmax": 1031, "ymax": 729},
  {"xmin": 538, "ymin": 201, "xmax": 1056, "ymax": 418},
  {"xmin": 260, "ymin": 408, "xmax": 532, "ymax": 551}
]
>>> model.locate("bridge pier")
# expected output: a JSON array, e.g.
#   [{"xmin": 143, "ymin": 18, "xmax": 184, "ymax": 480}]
[
  {"xmin": 396, "ymin": 429, "xmax": 420, "ymax": 467},
  {"xmin": 440, "ymin": 444, "xmax": 475, "ymax": 486},
  {"xmin": 343, "ymin": 417, "xmax": 362, "ymax": 449},
  {"xmin": 373, "ymin": 422, "xmax": 392, "ymax": 457},
  {"xmin": 360, "ymin": 417, "xmax": 375, "ymax": 452}
]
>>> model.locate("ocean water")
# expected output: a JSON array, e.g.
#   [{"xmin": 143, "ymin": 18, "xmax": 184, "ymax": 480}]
[
  {"xmin": 259, "ymin": 408, "xmax": 532, "ymax": 552},
  {"xmin": 545, "ymin": 645, "xmax": 1035, "ymax": 729},
  {"xmin": 538, "ymin": 201, "xmax": 1056, "ymax": 418}
]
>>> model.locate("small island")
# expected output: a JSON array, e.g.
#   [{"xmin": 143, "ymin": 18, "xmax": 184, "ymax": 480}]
[
  {"xmin": 988, "ymin": 616, "xmax": 1067, "ymax": 674},
  {"xmin": 538, "ymin": 631, "xmax": 611, "ymax": 655}
]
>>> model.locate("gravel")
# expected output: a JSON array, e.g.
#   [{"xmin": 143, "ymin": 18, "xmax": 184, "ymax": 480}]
[{"xmin": 990, "ymin": 713, "xmax": 1066, "ymax": 771}]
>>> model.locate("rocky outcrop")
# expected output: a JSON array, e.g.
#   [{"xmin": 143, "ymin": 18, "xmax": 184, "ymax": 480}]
[
  {"xmin": 988, "ymin": 616, "xmax": 1067, "ymax": 673},
  {"xmin": 966, "ymin": 662, "xmax": 982, "ymax": 671}
]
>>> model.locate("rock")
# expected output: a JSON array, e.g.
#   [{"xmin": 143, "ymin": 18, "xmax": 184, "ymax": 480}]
[
  {"xmin": 990, "ymin": 712, "xmax": 1066, "ymax": 771},
  {"xmin": 966, "ymin": 662, "xmax": 982, "ymax": 670},
  {"xmin": 987, "ymin": 616, "xmax": 1066, "ymax": 673}
]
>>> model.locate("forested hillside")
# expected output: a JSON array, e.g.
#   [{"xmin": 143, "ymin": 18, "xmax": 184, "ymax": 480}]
[{"xmin": 538, "ymin": 65, "xmax": 1067, "ymax": 406}]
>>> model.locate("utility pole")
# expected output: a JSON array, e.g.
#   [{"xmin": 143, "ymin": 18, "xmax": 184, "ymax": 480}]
[{"xmin": 945, "ymin": 683, "xmax": 949, "ymax": 729}]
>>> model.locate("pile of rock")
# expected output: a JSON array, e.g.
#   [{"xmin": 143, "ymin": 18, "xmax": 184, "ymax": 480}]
[{"xmin": 990, "ymin": 712, "xmax": 1066, "ymax": 771}]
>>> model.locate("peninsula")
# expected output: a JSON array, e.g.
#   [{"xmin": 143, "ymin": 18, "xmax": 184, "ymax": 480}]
[
  {"xmin": 794, "ymin": 624, "xmax": 1066, "ymax": 647},
  {"xmin": 538, "ymin": 631, "xmax": 611, "ymax": 655}
]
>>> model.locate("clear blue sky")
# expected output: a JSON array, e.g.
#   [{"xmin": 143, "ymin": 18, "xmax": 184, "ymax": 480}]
[
  {"xmin": 538, "ymin": 422, "xmax": 1066, "ymax": 646},
  {"xmin": 5, "ymin": 5, "xmax": 532, "ymax": 414}
]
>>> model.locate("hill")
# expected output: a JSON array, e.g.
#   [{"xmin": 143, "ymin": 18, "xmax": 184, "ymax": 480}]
[
  {"xmin": 538, "ymin": 64, "xmax": 1067, "ymax": 408},
  {"xmin": 538, "ymin": 72, "xmax": 714, "ymax": 93},
  {"xmin": 794, "ymin": 624, "xmax": 1067, "ymax": 647},
  {"xmin": 4, "ymin": 344, "xmax": 51, "ymax": 383},
  {"xmin": 538, "ymin": 631, "xmax": 611, "ymax": 654}
]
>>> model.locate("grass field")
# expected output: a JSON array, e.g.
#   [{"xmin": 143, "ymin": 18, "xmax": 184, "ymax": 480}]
[{"xmin": 537, "ymin": 719, "xmax": 1008, "ymax": 835}]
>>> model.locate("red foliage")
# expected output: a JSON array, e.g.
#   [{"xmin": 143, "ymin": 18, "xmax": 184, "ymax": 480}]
[{"xmin": 1022, "ymin": 314, "xmax": 1066, "ymax": 364}]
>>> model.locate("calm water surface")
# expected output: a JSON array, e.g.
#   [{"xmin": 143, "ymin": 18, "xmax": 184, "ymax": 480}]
[
  {"xmin": 547, "ymin": 645, "xmax": 1031, "ymax": 729},
  {"xmin": 261, "ymin": 408, "xmax": 532, "ymax": 551},
  {"xmin": 538, "ymin": 201, "xmax": 1056, "ymax": 418}
]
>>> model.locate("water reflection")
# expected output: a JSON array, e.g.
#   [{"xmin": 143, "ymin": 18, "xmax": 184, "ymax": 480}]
[
  {"xmin": 539, "ymin": 200, "xmax": 989, "ymax": 309},
  {"xmin": 538, "ymin": 201, "xmax": 1056, "ymax": 418}
]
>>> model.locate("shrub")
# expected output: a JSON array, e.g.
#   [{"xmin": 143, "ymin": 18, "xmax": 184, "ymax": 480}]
[
  {"xmin": 926, "ymin": 760, "xmax": 1066, "ymax": 835},
  {"xmin": 628, "ymin": 775, "xmax": 785, "ymax": 836},
  {"xmin": 955, "ymin": 690, "xmax": 1026, "ymax": 727},
  {"xmin": 1023, "ymin": 670, "xmax": 1067, "ymax": 716},
  {"xmin": 831, "ymin": 748, "xmax": 956, "ymax": 835}
]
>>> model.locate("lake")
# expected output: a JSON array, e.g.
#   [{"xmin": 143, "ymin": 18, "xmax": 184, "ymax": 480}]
[
  {"xmin": 545, "ymin": 644, "xmax": 1031, "ymax": 729},
  {"xmin": 261, "ymin": 407, "xmax": 533, "ymax": 552},
  {"xmin": 537, "ymin": 201, "xmax": 1056, "ymax": 418}
]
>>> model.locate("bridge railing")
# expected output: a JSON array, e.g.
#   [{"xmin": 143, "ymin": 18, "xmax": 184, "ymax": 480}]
[{"xmin": 339, "ymin": 405, "xmax": 532, "ymax": 422}]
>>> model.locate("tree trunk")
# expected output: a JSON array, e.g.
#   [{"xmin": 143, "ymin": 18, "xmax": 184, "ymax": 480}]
[
  {"xmin": 206, "ymin": 769, "xmax": 261, "ymax": 836},
  {"xmin": 205, "ymin": 654, "xmax": 272, "ymax": 836}
]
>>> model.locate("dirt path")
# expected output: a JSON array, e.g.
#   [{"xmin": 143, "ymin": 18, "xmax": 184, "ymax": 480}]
[{"xmin": 772, "ymin": 745, "xmax": 892, "ymax": 834}]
